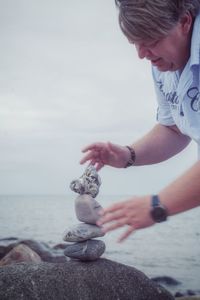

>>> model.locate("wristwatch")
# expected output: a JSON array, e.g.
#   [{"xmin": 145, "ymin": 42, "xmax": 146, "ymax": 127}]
[
  {"xmin": 150, "ymin": 195, "xmax": 168, "ymax": 223},
  {"xmin": 124, "ymin": 146, "xmax": 136, "ymax": 168}
]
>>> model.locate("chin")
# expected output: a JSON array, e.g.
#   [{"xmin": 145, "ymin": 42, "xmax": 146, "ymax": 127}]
[{"xmin": 156, "ymin": 63, "xmax": 176, "ymax": 72}]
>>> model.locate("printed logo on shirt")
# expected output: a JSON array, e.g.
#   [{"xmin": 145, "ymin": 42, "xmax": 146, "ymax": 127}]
[
  {"xmin": 157, "ymin": 80, "xmax": 179, "ymax": 110},
  {"xmin": 187, "ymin": 87, "xmax": 200, "ymax": 112},
  {"xmin": 157, "ymin": 80, "xmax": 200, "ymax": 113}
]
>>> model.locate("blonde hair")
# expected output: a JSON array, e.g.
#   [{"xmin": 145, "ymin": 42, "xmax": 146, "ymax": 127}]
[{"xmin": 115, "ymin": 0, "xmax": 200, "ymax": 41}]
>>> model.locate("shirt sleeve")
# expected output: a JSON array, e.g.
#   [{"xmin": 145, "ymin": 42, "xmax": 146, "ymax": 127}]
[{"xmin": 152, "ymin": 67, "xmax": 175, "ymax": 126}]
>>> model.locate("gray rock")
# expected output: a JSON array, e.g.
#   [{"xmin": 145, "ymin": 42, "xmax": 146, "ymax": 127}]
[
  {"xmin": 0, "ymin": 238, "xmax": 69, "ymax": 263},
  {"xmin": 70, "ymin": 165, "xmax": 101, "ymax": 198},
  {"xmin": 64, "ymin": 239, "xmax": 106, "ymax": 261},
  {"xmin": 75, "ymin": 194, "xmax": 103, "ymax": 224},
  {"xmin": 0, "ymin": 237, "xmax": 20, "ymax": 259},
  {"xmin": 63, "ymin": 223, "xmax": 105, "ymax": 242},
  {"xmin": 0, "ymin": 244, "xmax": 42, "ymax": 266},
  {"xmin": 0, "ymin": 259, "xmax": 174, "ymax": 300},
  {"xmin": 20, "ymin": 239, "xmax": 69, "ymax": 263}
]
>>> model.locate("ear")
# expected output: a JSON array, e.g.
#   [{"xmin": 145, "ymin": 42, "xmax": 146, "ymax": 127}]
[{"xmin": 180, "ymin": 11, "xmax": 193, "ymax": 35}]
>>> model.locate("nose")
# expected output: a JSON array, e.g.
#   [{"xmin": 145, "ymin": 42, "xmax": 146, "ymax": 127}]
[{"xmin": 135, "ymin": 44, "xmax": 149, "ymax": 59}]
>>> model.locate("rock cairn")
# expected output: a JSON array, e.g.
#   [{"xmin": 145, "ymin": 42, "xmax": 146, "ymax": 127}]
[{"xmin": 63, "ymin": 165, "xmax": 106, "ymax": 261}]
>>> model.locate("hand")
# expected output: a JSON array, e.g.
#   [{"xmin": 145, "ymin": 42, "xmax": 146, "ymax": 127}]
[
  {"xmin": 80, "ymin": 141, "xmax": 130, "ymax": 171},
  {"xmin": 97, "ymin": 195, "xmax": 155, "ymax": 242}
]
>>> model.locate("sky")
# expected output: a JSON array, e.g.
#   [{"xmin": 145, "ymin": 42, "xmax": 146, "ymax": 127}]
[{"xmin": 0, "ymin": 0, "xmax": 197, "ymax": 196}]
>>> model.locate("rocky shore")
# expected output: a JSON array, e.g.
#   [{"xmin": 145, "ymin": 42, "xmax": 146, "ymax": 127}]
[{"xmin": 0, "ymin": 237, "xmax": 199, "ymax": 299}]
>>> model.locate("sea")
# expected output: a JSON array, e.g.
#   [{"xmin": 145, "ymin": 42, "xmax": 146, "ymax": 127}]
[{"xmin": 0, "ymin": 194, "xmax": 199, "ymax": 295}]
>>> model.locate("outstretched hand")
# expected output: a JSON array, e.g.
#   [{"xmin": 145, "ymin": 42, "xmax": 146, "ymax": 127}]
[
  {"xmin": 80, "ymin": 141, "xmax": 130, "ymax": 171},
  {"xmin": 97, "ymin": 195, "xmax": 155, "ymax": 242}
]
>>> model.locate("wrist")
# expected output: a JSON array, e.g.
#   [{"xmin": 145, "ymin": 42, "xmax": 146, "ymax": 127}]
[
  {"xmin": 150, "ymin": 195, "xmax": 168, "ymax": 223},
  {"xmin": 124, "ymin": 146, "xmax": 136, "ymax": 168}
]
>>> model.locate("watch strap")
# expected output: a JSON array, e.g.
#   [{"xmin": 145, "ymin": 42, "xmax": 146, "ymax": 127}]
[{"xmin": 152, "ymin": 194, "xmax": 160, "ymax": 207}]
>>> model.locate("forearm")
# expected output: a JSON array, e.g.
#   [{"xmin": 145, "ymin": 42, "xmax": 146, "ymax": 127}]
[
  {"xmin": 159, "ymin": 161, "xmax": 200, "ymax": 215},
  {"xmin": 131, "ymin": 124, "xmax": 191, "ymax": 166}
]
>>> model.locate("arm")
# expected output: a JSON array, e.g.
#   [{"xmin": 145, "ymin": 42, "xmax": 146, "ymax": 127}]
[
  {"xmin": 97, "ymin": 160, "xmax": 200, "ymax": 242},
  {"xmin": 80, "ymin": 123, "xmax": 191, "ymax": 170},
  {"xmin": 132, "ymin": 123, "xmax": 191, "ymax": 165},
  {"xmin": 159, "ymin": 160, "xmax": 200, "ymax": 215}
]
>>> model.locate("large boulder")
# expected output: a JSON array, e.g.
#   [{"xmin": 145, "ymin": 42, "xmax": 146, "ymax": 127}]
[{"xmin": 0, "ymin": 258, "xmax": 174, "ymax": 300}]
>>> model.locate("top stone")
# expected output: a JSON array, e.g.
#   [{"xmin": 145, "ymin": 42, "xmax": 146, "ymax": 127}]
[{"xmin": 70, "ymin": 165, "xmax": 101, "ymax": 198}]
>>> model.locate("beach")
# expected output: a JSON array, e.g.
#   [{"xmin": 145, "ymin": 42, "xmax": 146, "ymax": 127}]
[{"xmin": 0, "ymin": 194, "xmax": 200, "ymax": 297}]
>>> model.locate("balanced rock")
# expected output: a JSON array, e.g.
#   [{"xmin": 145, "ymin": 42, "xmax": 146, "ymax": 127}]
[
  {"xmin": 70, "ymin": 165, "xmax": 101, "ymax": 198},
  {"xmin": 64, "ymin": 239, "xmax": 106, "ymax": 261},
  {"xmin": 63, "ymin": 223, "xmax": 105, "ymax": 242},
  {"xmin": 75, "ymin": 194, "xmax": 102, "ymax": 224},
  {"xmin": 0, "ymin": 244, "xmax": 41, "ymax": 266},
  {"xmin": 0, "ymin": 259, "xmax": 174, "ymax": 300}
]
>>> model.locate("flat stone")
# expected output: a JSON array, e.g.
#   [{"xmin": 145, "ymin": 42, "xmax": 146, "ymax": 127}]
[
  {"xmin": 75, "ymin": 194, "xmax": 103, "ymax": 224},
  {"xmin": 64, "ymin": 239, "xmax": 106, "ymax": 261},
  {"xmin": 63, "ymin": 223, "xmax": 105, "ymax": 242},
  {"xmin": 0, "ymin": 244, "xmax": 41, "ymax": 266}
]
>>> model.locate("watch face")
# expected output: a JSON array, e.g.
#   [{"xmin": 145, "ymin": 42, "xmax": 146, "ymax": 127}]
[{"xmin": 151, "ymin": 206, "xmax": 167, "ymax": 223}]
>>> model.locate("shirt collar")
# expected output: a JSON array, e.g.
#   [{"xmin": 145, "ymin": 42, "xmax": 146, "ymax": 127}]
[{"xmin": 190, "ymin": 11, "xmax": 200, "ymax": 68}]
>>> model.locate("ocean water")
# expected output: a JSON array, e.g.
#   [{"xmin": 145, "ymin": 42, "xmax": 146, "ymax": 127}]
[{"xmin": 0, "ymin": 194, "xmax": 200, "ymax": 294}]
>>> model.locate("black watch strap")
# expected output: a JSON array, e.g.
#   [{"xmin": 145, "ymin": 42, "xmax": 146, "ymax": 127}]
[
  {"xmin": 152, "ymin": 195, "xmax": 160, "ymax": 207},
  {"xmin": 150, "ymin": 195, "xmax": 168, "ymax": 223}
]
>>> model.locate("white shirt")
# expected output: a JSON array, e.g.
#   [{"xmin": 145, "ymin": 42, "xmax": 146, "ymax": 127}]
[{"xmin": 152, "ymin": 12, "xmax": 200, "ymax": 158}]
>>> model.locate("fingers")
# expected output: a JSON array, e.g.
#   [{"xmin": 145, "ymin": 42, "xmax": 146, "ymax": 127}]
[
  {"xmin": 95, "ymin": 161, "xmax": 104, "ymax": 171},
  {"xmin": 101, "ymin": 217, "xmax": 129, "ymax": 233},
  {"xmin": 99, "ymin": 202, "xmax": 125, "ymax": 217},
  {"xmin": 80, "ymin": 151, "xmax": 95, "ymax": 165},
  {"xmin": 97, "ymin": 206, "xmax": 126, "ymax": 226},
  {"xmin": 80, "ymin": 143, "xmax": 107, "ymax": 165},
  {"xmin": 81, "ymin": 142, "xmax": 105, "ymax": 153},
  {"xmin": 117, "ymin": 226, "xmax": 135, "ymax": 243},
  {"xmin": 96, "ymin": 200, "xmax": 137, "ymax": 242}
]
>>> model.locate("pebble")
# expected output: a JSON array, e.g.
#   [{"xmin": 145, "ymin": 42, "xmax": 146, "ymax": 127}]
[
  {"xmin": 75, "ymin": 194, "xmax": 102, "ymax": 224},
  {"xmin": 63, "ymin": 223, "xmax": 105, "ymax": 242},
  {"xmin": 64, "ymin": 239, "xmax": 106, "ymax": 261}
]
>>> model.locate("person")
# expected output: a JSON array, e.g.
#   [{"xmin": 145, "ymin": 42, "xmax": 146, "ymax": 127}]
[{"xmin": 80, "ymin": 0, "xmax": 200, "ymax": 242}]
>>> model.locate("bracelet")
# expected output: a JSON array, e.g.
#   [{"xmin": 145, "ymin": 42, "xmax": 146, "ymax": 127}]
[{"xmin": 124, "ymin": 146, "xmax": 136, "ymax": 168}]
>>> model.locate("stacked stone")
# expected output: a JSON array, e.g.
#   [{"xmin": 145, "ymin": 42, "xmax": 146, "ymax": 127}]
[{"xmin": 63, "ymin": 166, "xmax": 106, "ymax": 261}]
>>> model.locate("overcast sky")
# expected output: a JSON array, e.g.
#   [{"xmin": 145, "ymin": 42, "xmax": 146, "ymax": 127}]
[{"xmin": 0, "ymin": 0, "xmax": 197, "ymax": 196}]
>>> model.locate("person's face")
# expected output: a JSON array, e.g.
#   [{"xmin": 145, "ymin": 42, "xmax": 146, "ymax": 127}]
[{"xmin": 134, "ymin": 13, "xmax": 193, "ymax": 72}]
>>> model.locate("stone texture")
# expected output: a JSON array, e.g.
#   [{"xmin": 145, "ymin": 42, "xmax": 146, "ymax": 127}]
[
  {"xmin": 75, "ymin": 194, "xmax": 102, "ymax": 224},
  {"xmin": 63, "ymin": 223, "xmax": 105, "ymax": 242},
  {"xmin": 0, "ymin": 237, "xmax": 20, "ymax": 260},
  {"xmin": 0, "ymin": 238, "xmax": 69, "ymax": 263},
  {"xmin": 70, "ymin": 165, "xmax": 101, "ymax": 198},
  {"xmin": 0, "ymin": 244, "xmax": 41, "ymax": 266},
  {"xmin": 64, "ymin": 239, "xmax": 106, "ymax": 261},
  {"xmin": 20, "ymin": 239, "xmax": 68, "ymax": 263},
  {"xmin": 0, "ymin": 259, "xmax": 174, "ymax": 300}
]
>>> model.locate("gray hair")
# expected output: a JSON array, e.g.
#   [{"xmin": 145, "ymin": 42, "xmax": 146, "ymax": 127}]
[{"xmin": 115, "ymin": 0, "xmax": 200, "ymax": 42}]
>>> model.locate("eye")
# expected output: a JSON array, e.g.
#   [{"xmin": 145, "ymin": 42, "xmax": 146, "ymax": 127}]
[{"xmin": 146, "ymin": 40, "xmax": 159, "ymax": 48}]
